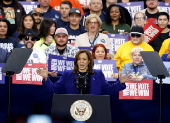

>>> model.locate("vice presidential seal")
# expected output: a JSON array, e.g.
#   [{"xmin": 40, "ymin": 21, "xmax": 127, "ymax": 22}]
[{"xmin": 70, "ymin": 100, "xmax": 93, "ymax": 121}]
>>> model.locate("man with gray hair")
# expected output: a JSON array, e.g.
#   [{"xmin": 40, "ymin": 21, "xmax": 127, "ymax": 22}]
[{"xmin": 114, "ymin": 25, "xmax": 154, "ymax": 72}]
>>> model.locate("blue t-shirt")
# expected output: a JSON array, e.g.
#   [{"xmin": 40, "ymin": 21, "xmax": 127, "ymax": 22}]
[
  {"xmin": 0, "ymin": 48, "xmax": 9, "ymax": 63},
  {"xmin": 0, "ymin": 37, "xmax": 18, "ymax": 53},
  {"xmin": 64, "ymin": 25, "xmax": 86, "ymax": 44},
  {"xmin": 56, "ymin": 18, "xmax": 69, "ymax": 28}
]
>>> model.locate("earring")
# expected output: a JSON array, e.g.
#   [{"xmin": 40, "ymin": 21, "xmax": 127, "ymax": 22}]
[{"xmin": 120, "ymin": 16, "xmax": 121, "ymax": 18}]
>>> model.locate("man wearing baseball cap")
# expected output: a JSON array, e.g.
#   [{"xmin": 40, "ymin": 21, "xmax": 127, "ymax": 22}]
[
  {"xmin": 32, "ymin": 8, "xmax": 44, "ymax": 29},
  {"xmin": 114, "ymin": 25, "xmax": 154, "ymax": 72},
  {"xmin": 64, "ymin": 8, "xmax": 86, "ymax": 45},
  {"xmin": 18, "ymin": 29, "xmax": 47, "ymax": 63},
  {"xmin": 45, "ymin": 28, "xmax": 79, "ymax": 58}
]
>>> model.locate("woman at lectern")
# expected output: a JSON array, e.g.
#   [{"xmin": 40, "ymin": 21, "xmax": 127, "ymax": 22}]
[
  {"xmin": 121, "ymin": 46, "xmax": 156, "ymax": 82},
  {"xmin": 37, "ymin": 49, "xmax": 132, "ymax": 94}
]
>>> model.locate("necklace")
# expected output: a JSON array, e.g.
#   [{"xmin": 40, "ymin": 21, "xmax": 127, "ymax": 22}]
[
  {"xmin": 78, "ymin": 72, "xmax": 88, "ymax": 79},
  {"xmin": 113, "ymin": 24, "xmax": 116, "ymax": 30}
]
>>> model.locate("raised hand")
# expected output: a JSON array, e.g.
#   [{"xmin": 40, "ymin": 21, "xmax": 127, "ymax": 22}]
[
  {"xmin": 44, "ymin": 35, "xmax": 53, "ymax": 45},
  {"xmin": 36, "ymin": 66, "xmax": 48, "ymax": 80},
  {"xmin": 119, "ymin": 73, "xmax": 132, "ymax": 83}
]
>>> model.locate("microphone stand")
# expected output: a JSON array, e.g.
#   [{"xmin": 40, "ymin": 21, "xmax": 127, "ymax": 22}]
[{"xmin": 6, "ymin": 71, "xmax": 15, "ymax": 123}]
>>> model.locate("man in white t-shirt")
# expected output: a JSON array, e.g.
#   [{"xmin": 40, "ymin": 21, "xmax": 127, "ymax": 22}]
[{"xmin": 18, "ymin": 29, "xmax": 47, "ymax": 63}]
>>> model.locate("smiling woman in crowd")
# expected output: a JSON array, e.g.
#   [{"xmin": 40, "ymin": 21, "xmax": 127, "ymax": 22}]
[
  {"xmin": 0, "ymin": 18, "xmax": 17, "ymax": 53},
  {"xmin": 101, "ymin": 4, "xmax": 130, "ymax": 34},
  {"xmin": 16, "ymin": 14, "xmax": 38, "ymax": 47}
]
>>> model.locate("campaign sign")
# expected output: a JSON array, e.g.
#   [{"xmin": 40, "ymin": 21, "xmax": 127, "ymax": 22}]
[
  {"xmin": 143, "ymin": 22, "xmax": 163, "ymax": 43},
  {"xmin": 118, "ymin": 2, "xmax": 144, "ymax": 19},
  {"xmin": 119, "ymin": 79, "xmax": 153, "ymax": 100},
  {"xmin": 157, "ymin": 62, "xmax": 170, "ymax": 84},
  {"xmin": 12, "ymin": 63, "xmax": 45, "ymax": 85},
  {"xmin": 48, "ymin": 55, "xmax": 74, "ymax": 74},
  {"xmin": 78, "ymin": 0, "xmax": 90, "ymax": 5},
  {"xmin": 0, "ymin": 63, "xmax": 5, "ymax": 84},
  {"xmin": 19, "ymin": 2, "xmax": 39, "ymax": 14},
  {"xmin": 158, "ymin": 2, "xmax": 170, "ymax": 14},
  {"xmin": 108, "ymin": 34, "xmax": 129, "ymax": 54},
  {"xmin": 93, "ymin": 59, "xmax": 117, "ymax": 81}
]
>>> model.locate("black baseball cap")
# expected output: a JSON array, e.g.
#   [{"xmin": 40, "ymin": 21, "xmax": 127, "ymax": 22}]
[
  {"xmin": 131, "ymin": 25, "xmax": 144, "ymax": 34},
  {"xmin": 18, "ymin": 29, "xmax": 40, "ymax": 40}
]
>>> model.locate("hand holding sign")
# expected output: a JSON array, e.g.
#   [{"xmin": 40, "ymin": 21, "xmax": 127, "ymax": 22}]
[{"xmin": 119, "ymin": 73, "xmax": 132, "ymax": 83}]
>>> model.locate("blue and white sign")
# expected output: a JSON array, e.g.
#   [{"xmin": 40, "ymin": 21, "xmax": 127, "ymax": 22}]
[
  {"xmin": 108, "ymin": 34, "xmax": 129, "ymax": 54},
  {"xmin": 19, "ymin": 2, "xmax": 39, "ymax": 14},
  {"xmin": 0, "ymin": 63, "xmax": 5, "ymax": 84},
  {"xmin": 118, "ymin": 2, "xmax": 144, "ymax": 19},
  {"xmin": 93, "ymin": 59, "xmax": 117, "ymax": 81},
  {"xmin": 48, "ymin": 55, "xmax": 74, "ymax": 74}
]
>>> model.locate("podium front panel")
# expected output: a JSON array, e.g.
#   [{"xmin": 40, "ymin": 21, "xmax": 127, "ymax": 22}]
[{"xmin": 51, "ymin": 94, "xmax": 112, "ymax": 123}]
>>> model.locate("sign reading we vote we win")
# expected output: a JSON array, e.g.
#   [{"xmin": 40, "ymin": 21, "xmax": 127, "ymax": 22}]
[
  {"xmin": 12, "ymin": 63, "xmax": 46, "ymax": 85},
  {"xmin": 119, "ymin": 79, "xmax": 153, "ymax": 100},
  {"xmin": 48, "ymin": 55, "xmax": 74, "ymax": 74}
]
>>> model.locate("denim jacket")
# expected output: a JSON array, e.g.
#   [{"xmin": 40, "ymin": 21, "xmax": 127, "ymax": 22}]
[{"xmin": 121, "ymin": 61, "xmax": 156, "ymax": 79}]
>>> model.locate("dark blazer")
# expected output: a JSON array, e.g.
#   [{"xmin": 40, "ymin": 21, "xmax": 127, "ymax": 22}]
[{"xmin": 43, "ymin": 69, "xmax": 126, "ymax": 95}]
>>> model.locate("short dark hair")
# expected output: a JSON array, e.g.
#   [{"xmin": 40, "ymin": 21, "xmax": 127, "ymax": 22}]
[
  {"xmin": 60, "ymin": 1, "xmax": 72, "ymax": 8},
  {"xmin": 0, "ymin": 18, "xmax": 11, "ymax": 37},
  {"xmin": 73, "ymin": 49, "xmax": 94, "ymax": 74},
  {"xmin": 156, "ymin": 12, "xmax": 169, "ymax": 20},
  {"xmin": 105, "ymin": 4, "xmax": 126, "ymax": 24},
  {"xmin": 38, "ymin": 18, "xmax": 56, "ymax": 38}
]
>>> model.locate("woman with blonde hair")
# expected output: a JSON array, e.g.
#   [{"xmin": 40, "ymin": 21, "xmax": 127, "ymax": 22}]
[
  {"xmin": 133, "ymin": 12, "xmax": 146, "ymax": 27},
  {"xmin": 75, "ymin": 14, "xmax": 112, "ymax": 53},
  {"xmin": 121, "ymin": 46, "xmax": 155, "ymax": 82}
]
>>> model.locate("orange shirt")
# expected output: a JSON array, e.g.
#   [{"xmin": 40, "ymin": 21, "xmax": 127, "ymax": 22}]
[{"xmin": 50, "ymin": 0, "xmax": 84, "ymax": 15}]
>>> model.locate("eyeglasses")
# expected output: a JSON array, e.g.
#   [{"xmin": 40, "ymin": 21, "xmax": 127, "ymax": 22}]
[
  {"xmin": 131, "ymin": 33, "xmax": 142, "ymax": 38},
  {"xmin": 24, "ymin": 36, "xmax": 36, "ymax": 41},
  {"xmin": 135, "ymin": 17, "xmax": 145, "ymax": 20},
  {"xmin": 88, "ymin": 21, "xmax": 98, "ymax": 25}
]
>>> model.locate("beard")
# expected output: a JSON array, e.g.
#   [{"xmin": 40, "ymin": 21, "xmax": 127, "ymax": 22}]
[
  {"xmin": 25, "ymin": 42, "xmax": 34, "ymax": 49},
  {"xmin": 56, "ymin": 42, "xmax": 67, "ymax": 47},
  {"xmin": 132, "ymin": 38, "xmax": 140, "ymax": 44}
]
